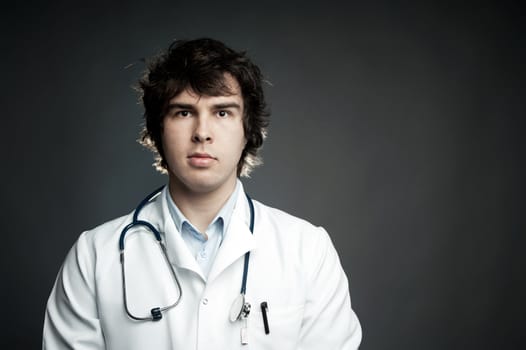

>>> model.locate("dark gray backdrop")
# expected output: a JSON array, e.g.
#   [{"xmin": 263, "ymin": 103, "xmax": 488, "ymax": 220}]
[{"xmin": 1, "ymin": 1, "xmax": 524, "ymax": 349}]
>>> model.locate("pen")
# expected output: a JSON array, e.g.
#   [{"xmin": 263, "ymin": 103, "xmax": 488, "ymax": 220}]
[{"xmin": 260, "ymin": 302, "xmax": 270, "ymax": 334}]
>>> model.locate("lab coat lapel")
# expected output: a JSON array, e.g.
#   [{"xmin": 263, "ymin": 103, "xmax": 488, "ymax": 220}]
[
  {"xmin": 147, "ymin": 187, "xmax": 203, "ymax": 277},
  {"xmin": 207, "ymin": 187, "xmax": 256, "ymax": 284}
]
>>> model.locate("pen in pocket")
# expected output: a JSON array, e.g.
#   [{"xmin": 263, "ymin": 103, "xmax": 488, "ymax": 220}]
[{"xmin": 260, "ymin": 302, "xmax": 270, "ymax": 334}]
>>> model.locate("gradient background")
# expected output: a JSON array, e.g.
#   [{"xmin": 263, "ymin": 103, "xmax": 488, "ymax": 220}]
[{"xmin": 1, "ymin": 1, "xmax": 524, "ymax": 348}]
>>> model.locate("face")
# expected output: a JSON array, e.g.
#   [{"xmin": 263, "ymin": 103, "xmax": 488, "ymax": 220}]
[{"xmin": 161, "ymin": 75, "xmax": 246, "ymax": 196}]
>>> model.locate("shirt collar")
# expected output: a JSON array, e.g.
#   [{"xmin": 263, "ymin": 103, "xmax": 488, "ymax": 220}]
[{"xmin": 165, "ymin": 179, "xmax": 241, "ymax": 236}]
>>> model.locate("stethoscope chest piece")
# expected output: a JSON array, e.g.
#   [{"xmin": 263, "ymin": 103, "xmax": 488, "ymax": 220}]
[{"xmin": 229, "ymin": 294, "xmax": 251, "ymax": 322}]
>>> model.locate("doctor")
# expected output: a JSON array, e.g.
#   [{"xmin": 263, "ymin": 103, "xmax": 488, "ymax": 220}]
[{"xmin": 43, "ymin": 38, "xmax": 362, "ymax": 349}]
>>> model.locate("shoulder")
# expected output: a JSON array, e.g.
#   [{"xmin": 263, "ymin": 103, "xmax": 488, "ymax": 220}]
[
  {"xmin": 70, "ymin": 191, "xmax": 165, "ymax": 267},
  {"xmin": 78, "ymin": 212, "xmax": 133, "ymax": 250},
  {"xmin": 65, "ymin": 211, "xmax": 135, "ymax": 277},
  {"xmin": 252, "ymin": 199, "xmax": 314, "ymax": 228},
  {"xmin": 251, "ymin": 199, "xmax": 334, "ymax": 254}
]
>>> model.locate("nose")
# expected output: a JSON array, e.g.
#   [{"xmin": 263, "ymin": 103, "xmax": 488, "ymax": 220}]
[{"xmin": 192, "ymin": 116, "xmax": 212, "ymax": 143}]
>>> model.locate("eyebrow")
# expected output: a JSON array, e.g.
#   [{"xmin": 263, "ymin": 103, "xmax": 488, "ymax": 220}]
[
  {"xmin": 212, "ymin": 102, "xmax": 242, "ymax": 110},
  {"xmin": 167, "ymin": 103, "xmax": 196, "ymax": 110},
  {"xmin": 167, "ymin": 102, "xmax": 242, "ymax": 111}
]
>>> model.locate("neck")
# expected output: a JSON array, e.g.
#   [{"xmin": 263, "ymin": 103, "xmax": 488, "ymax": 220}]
[{"xmin": 168, "ymin": 178, "xmax": 237, "ymax": 233}]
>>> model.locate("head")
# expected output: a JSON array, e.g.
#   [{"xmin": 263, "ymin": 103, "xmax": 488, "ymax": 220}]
[{"xmin": 138, "ymin": 38, "xmax": 270, "ymax": 177}]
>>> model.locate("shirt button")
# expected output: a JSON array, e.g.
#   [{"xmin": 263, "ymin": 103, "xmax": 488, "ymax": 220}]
[
  {"xmin": 199, "ymin": 250, "xmax": 207, "ymax": 259},
  {"xmin": 202, "ymin": 298, "xmax": 209, "ymax": 305}
]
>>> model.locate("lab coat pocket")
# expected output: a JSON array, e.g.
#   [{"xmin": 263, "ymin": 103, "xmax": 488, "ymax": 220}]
[{"xmin": 248, "ymin": 303, "xmax": 304, "ymax": 350}]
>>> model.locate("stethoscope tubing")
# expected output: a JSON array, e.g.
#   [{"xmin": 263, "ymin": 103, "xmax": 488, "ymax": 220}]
[
  {"xmin": 119, "ymin": 186, "xmax": 254, "ymax": 321},
  {"xmin": 240, "ymin": 192, "xmax": 255, "ymax": 295}
]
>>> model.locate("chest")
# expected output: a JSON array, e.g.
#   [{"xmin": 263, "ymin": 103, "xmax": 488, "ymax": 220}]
[{"xmin": 96, "ymin": 234, "xmax": 308, "ymax": 350}]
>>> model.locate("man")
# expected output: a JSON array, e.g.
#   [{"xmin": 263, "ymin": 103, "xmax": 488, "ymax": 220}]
[{"xmin": 43, "ymin": 38, "xmax": 362, "ymax": 349}]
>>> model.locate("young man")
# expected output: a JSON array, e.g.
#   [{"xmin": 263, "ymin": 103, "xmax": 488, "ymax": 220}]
[{"xmin": 43, "ymin": 38, "xmax": 362, "ymax": 349}]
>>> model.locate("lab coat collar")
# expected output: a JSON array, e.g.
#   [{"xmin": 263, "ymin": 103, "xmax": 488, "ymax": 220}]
[
  {"xmin": 207, "ymin": 185, "xmax": 256, "ymax": 283},
  {"xmin": 156, "ymin": 187, "xmax": 203, "ymax": 277},
  {"xmin": 146, "ymin": 183, "xmax": 256, "ymax": 283}
]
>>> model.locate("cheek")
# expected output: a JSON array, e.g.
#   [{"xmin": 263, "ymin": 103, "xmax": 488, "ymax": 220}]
[{"xmin": 161, "ymin": 128, "xmax": 184, "ymax": 157}]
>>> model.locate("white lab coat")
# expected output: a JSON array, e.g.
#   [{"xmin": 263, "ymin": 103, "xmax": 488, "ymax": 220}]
[{"xmin": 43, "ymin": 184, "xmax": 362, "ymax": 349}]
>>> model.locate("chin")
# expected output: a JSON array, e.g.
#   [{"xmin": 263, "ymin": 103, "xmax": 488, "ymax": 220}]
[
  {"xmin": 186, "ymin": 180, "xmax": 221, "ymax": 194},
  {"xmin": 171, "ymin": 171, "xmax": 226, "ymax": 194}
]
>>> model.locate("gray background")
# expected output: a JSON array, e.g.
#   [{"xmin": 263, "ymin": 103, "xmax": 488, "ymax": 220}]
[{"xmin": 1, "ymin": 1, "xmax": 524, "ymax": 348}]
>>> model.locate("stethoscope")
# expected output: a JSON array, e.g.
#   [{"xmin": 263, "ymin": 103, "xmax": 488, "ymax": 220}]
[{"xmin": 119, "ymin": 186, "xmax": 255, "ymax": 325}]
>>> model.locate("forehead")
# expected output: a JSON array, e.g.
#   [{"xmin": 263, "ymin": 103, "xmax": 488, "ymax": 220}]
[{"xmin": 169, "ymin": 73, "xmax": 243, "ymax": 104}]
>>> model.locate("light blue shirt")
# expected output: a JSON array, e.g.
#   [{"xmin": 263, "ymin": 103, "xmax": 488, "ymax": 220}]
[{"xmin": 165, "ymin": 180, "xmax": 240, "ymax": 278}]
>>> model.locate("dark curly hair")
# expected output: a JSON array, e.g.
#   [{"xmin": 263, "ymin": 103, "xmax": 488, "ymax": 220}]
[{"xmin": 138, "ymin": 38, "xmax": 270, "ymax": 177}]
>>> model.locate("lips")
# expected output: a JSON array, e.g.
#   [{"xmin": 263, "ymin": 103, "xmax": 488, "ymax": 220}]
[
  {"xmin": 189, "ymin": 152, "xmax": 215, "ymax": 159},
  {"xmin": 188, "ymin": 152, "xmax": 216, "ymax": 167}
]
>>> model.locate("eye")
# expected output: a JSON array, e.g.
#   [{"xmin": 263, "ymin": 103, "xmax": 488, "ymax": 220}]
[
  {"xmin": 217, "ymin": 110, "xmax": 229, "ymax": 118},
  {"xmin": 176, "ymin": 110, "xmax": 191, "ymax": 117}
]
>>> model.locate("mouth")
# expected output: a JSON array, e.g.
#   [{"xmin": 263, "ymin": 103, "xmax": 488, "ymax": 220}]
[
  {"xmin": 187, "ymin": 152, "xmax": 217, "ymax": 167},
  {"xmin": 188, "ymin": 152, "xmax": 216, "ymax": 159}
]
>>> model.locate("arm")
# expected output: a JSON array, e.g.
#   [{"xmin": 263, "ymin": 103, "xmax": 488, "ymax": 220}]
[
  {"xmin": 43, "ymin": 233, "xmax": 105, "ymax": 350},
  {"xmin": 298, "ymin": 227, "xmax": 362, "ymax": 349}
]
